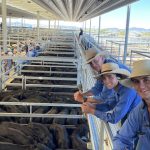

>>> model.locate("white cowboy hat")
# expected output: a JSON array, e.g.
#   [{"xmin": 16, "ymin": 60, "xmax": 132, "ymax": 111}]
[
  {"xmin": 120, "ymin": 59, "xmax": 150, "ymax": 87},
  {"xmin": 94, "ymin": 63, "xmax": 130, "ymax": 79},
  {"xmin": 85, "ymin": 48, "xmax": 110, "ymax": 64}
]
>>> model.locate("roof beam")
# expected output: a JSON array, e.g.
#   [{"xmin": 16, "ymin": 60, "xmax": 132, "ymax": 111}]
[
  {"xmin": 75, "ymin": 0, "xmax": 95, "ymax": 21},
  {"xmin": 73, "ymin": 0, "xmax": 84, "ymax": 21},
  {"xmin": 31, "ymin": 0, "xmax": 61, "ymax": 20},
  {"xmin": 68, "ymin": 0, "xmax": 73, "ymax": 21},
  {"xmin": 79, "ymin": 0, "xmax": 110, "ymax": 21},
  {"xmin": 45, "ymin": 0, "xmax": 68, "ymax": 20},
  {"xmin": 79, "ymin": 0, "xmax": 139, "ymax": 21},
  {"xmin": 54, "ymin": 0, "xmax": 69, "ymax": 20}
]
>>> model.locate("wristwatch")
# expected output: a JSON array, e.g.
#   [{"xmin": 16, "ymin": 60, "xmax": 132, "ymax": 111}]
[
  {"xmin": 83, "ymin": 95, "xmax": 94, "ymax": 102},
  {"xmin": 83, "ymin": 96, "xmax": 88, "ymax": 102}
]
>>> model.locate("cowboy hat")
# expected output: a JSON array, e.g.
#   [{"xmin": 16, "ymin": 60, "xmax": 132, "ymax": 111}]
[
  {"xmin": 85, "ymin": 48, "xmax": 110, "ymax": 64},
  {"xmin": 120, "ymin": 59, "xmax": 150, "ymax": 87},
  {"xmin": 94, "ymin": 63, "xmax": 130, "ymax": 79},
  {"xmin": 12, "ymin": 44, "xmax": 17, "ymax": 47}
]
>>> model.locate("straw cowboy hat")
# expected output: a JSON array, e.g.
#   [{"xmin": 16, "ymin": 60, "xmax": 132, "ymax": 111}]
[
  {"xmin": 85, "ymin": 48, "xmax": 110, "ymax": 64},
  {"xmin": 94, "ymin": 63, "xmax": 130, "ymax": 79},
  {"xmin": 120, "ymin": 59, "xmax": 150, "ymax": 87},
  {"xmin": 7, "ymin": 48, "xmax": 11, "ymax": 52},
  {"xmin": 12, "ymin": 44, "xmax": 17, "ymax": 47}
]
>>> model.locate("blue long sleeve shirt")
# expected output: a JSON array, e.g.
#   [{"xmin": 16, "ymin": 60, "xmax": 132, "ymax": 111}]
[
  {"xmin": 94, "ymin": 84, "xmax": 141, "ymax": 124},
  {"xmin": 90, "ymin": 58, "xmax": 131, "ymax": 95},
  {"xmin": 113, "ymin": 101, "xmax": 150, "ymax": 150}
]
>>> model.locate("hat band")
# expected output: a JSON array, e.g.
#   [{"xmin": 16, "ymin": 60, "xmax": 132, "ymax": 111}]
[
  {"xmin": 101, "ymin": 69, "xmax": 112, "ymax": 74},
  {"xmin": 87, "ymin": 56, "xmax": 95, "ymax": 62}
]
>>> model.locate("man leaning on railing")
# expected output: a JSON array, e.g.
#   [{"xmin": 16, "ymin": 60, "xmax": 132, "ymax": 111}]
[{"xmin": 113, "ymin": 59, "xmax": 150, "ymax": 150}]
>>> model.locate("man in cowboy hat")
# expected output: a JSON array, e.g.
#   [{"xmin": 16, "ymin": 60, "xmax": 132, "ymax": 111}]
[
  {"xmin": 74, "ymin": 48, "xmax": 130, "ymax": 103},
  {"xmin": 81, "ymin": 62, "xmax": 141, "ymax": 124},
  {"xmin": 113, "ymin": 59, "xmax": 150, "ymax": 150}
]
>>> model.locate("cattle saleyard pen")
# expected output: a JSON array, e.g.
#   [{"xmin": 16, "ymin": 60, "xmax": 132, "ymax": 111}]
[
  {"xmin": 0, "ymin": 30, "xmax": 113, "ymax": 150},
  {"xmin": 0, "ymin": 0, "xmax": 147, "ymax": 149}
]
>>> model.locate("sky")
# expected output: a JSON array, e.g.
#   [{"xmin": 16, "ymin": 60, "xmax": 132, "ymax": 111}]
[{"xmin": 90, "ymin": 0, "xmax": 150, "ymax": 29}]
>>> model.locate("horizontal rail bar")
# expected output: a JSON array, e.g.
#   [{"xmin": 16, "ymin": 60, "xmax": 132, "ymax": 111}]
[
  {"xmin": 22, "ymin": 64, "xmax": 76, "ymax": 68},
  {"xmin": 21, "ymin": 70, "xmax": 77, "ymax": 74},
  {"xmin": 0, "ymin": 102, "xmax": 81, "ymax": 107},
  {"xmin": 8, "ymin": 75, "xmax": 77, "ymax": 81},
  {"xmin": 6, "ymin": 83, "xmax": 77, "ymax": 88},
  {"xmin": 0, "ymin": 113, "xmax": 84, "ymax": 119},
  {"xmin": 38, "ymin": 51, "xmax": 75, "ymax": 55},
  {"xmin": 25, "ymin": 84, "xmax": 77, "ymax": 88},
  {"xmin": 31, "ymin": 61, "xmax": 76, "ymax": 65},
  {"xmin": 1, "ymin": 56, "xmax": 77, "ymax": 63}
]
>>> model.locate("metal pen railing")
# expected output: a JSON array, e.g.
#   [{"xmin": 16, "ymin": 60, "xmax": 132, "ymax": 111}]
[
  {"xmin": 75, "ymin": 33, "xmax": 114, "ymax": 150},
  {"xmin": 0, "ymin": 102, "xmax": 83, "ymax": 123},
  {"xmin": 130, "ymin": 50, "xmax": 150, "ymax": 67}
]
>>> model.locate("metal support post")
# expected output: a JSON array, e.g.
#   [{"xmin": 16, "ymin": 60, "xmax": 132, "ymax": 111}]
[
  {"xmin": 9, "ymin": 14, "xmax": 11, "ymax": 31},
  {"xmin": 85, "ymin": 21, "xmax": 86, "ymax": 33},
  {"xmin": 118, "ymin": 44, "xmax": 121, "ymax": 60},
  {"xmin": 54, "ymin": 20, "xmax": 56, "ymax": 29},
  {"xmin": 123, "ymin": 5, "xmax": 131, "ymax": 64},
  {"xmin": 49, "ymin": 20, "xmax": 51, "ymax": 29},
  {"xmin": 58, "ymin": 20, "xmax": 59, "ymax": 29},
  {"xmin": 21, "ymin": 16, "xmax": 24, "ymax": 29},
  {"xmin": 37, "ymin": 11, "xmax": 40, "ymax": 41},
  {"xmin": 0, "ymin": 46, "xmax": 2, "ymax": 91},
  {"xmin": 89, "ymin": 19, "xmax": 91, "ymax": 37},
  {"xmin": 2, "ymin": 0, "xmax": 7, "ymax": 52},
  {"xmin": 98, "ymin": 16, "xmax": 101, "ymax": 44},
  {"xmin": 111, "ymin": 42, "xmax": 113, "ymax": 53}
]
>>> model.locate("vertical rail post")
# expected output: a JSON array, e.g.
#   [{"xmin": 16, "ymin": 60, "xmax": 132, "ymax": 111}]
[{"xmin": 29, "ymin": 105, "xmax": 32, "ymax": 123}]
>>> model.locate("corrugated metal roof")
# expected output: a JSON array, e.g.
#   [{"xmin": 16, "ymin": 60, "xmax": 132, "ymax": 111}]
[{"xmin": 0, "ymin": 0, "xmax": 139, "ymax": 21}]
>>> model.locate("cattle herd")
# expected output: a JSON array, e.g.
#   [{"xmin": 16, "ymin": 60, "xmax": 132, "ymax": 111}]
[
  {"xmin": 0, "ymin": 90, "xmax": 90, "ymax": 150},
  {"xmin": 0, "ymin": 58, "xmax": 90, "ymax": 149}
]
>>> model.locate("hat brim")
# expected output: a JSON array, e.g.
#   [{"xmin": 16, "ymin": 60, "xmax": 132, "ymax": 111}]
[
  {"xmin": 12, "ymin": 44, "xmax": 17, "ymax": 47},
  {"xmin": 120, "ymin": 74, "xmax": 150, "ymax": 88},
  {"xmin": 119, "ymin": 78, "xmax": 133, "ymax": 88},
  {"xmin": 94, "ymin": 69, "xmax": 130, "ymax": 79},
  {"xmin": 85, "ymin": 51, "xmax": 110, "ymax": 64}
]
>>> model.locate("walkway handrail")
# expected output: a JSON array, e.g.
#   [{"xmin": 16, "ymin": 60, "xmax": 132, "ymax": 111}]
[{"xmin": 74, "ymin": 31, "xmax": 114, "ymax": 150}]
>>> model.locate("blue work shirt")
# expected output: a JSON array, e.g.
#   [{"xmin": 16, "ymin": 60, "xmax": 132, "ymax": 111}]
[
  {"xmin": 113, "ymin": 101, "xmax": 150, "ymax": 150},
  {"xmin": 105, "ymin": 58, "xmax": 131, "ymax": 72},
  {"xmin": 27, "ymin": 50, "xmax": 35, "ymax": 57},
  {"xmin": 94, "ymin": 83, "xmax": 141, "ymax": 124},
  {"xmin": 94, "ymin": 86, "xmax": 117, "ymax": 111},
  {"xmin": 90, "ymin": 58, "xmax": 131, "ymax": 95}
]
